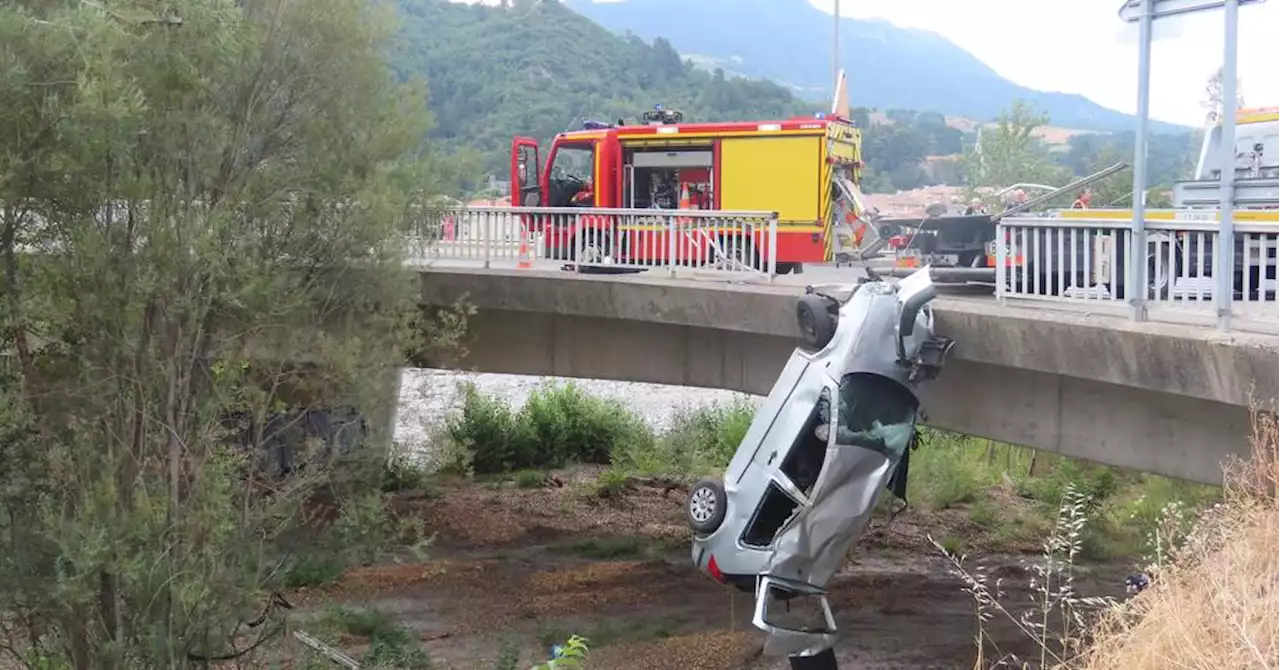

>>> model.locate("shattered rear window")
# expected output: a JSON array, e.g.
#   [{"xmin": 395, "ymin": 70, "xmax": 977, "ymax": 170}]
[{"xmin": 834, "ymin": 373, "xmax": 918, "ymax": 460}]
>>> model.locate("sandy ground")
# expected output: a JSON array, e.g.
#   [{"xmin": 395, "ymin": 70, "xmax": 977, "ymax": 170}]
[{"xmin": 286, "ymin": 465, "xmax": 1129, "ymax": 670}]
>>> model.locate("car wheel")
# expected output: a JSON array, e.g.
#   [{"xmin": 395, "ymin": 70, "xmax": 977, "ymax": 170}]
[
  {"xmin": 686, "ymin": 478, "xmax": 727, "ymax": 535},
  {"xmin": 796, "ymin": 295, "xmax": 837, "ymax": 351},
  {"xmin": 788, "ymin": 648, "xmax": 839, "ymax": 670}
]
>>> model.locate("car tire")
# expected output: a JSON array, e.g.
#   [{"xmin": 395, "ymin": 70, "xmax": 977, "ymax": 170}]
[
  {"xmin": 686, "ymin": 478, "xmax": 728, "ymax": 535},
  {"xmin": 796, "ymin": 295, "xmax": 837, "ymax": 351}
]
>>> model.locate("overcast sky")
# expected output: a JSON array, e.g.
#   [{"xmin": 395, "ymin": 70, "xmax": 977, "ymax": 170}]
[{"xmin": 808, "ymin": 0, "xmax": 1278, "ymax": 126}]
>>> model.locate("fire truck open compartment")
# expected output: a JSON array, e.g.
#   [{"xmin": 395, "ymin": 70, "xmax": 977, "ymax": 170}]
[{"xmin": 622, "ymin": 146, "xmax": 715, "ymax": 210}]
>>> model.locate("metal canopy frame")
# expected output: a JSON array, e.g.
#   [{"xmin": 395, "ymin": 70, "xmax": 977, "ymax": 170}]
[{"xmin": 1118, "ymin": 0, "xmax": 1266, "ymax": 329}]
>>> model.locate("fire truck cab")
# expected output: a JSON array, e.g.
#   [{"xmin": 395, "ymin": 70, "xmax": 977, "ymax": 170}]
[{"xmin": 510, "ymin": 105, "xmax": 865, "ymax": 274}]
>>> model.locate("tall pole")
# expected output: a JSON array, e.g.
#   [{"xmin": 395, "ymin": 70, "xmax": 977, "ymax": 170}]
[
  {"xmin": 1217, "ymin": 0, "xmax": 1239, "ymax": 330},
  {"xmin": 1128, "ymin": 0, "xmax": 1153, "ymax": 321},
  {"xmin": 833, "ymin": 0, "xmax": 841, "ymax": 94}
]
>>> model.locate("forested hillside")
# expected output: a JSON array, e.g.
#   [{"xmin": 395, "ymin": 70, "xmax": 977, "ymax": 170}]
[
  {"xmin": 392, "ymin": 0, "xmax": 808, "ymax": 178},
  {"xmin": 390, "ymin": 0, "xmax": 1196, "ymax": 196}
]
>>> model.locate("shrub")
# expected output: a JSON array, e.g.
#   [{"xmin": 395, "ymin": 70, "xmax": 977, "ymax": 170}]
[
  {"xmin": 613, "ymin": 398, "xmax": 755, "ymax": 475},
  {"xmin": 446, "ymin": 382, "xmax": 524, "ymax": 473},
  {"xmin": 518, "ymin": 382, "xmax": 652, "ymax": 467},
  {"xmin": 446, "ymin": 382, "xmax": 653, "ymax": 474}
]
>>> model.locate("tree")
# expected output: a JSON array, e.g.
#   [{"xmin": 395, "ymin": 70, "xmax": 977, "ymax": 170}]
[
  {"xmin": 0, "ymin": 0, "xmax": 448, "ymax": 665},
  {"xmin": 961, "ymin": 100, "xmax": 1068, "ymax": 191}
]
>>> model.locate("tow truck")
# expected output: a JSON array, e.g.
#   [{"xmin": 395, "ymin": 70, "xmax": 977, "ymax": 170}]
[{"xmin": 508, "ymin": 74, "xmax": 873, "ymax": 274}]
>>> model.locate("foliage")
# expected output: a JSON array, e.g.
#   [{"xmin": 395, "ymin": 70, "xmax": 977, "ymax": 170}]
[
  {"xmin": 931, "ymin": 483, "xmax": 1117, "ymax": 669},
  {"xmin": 445, "ymin": 381, "xmax": 653, "ymax": 473},
  {"xmin": 392, "ymin": 0, "xmax": 809, "ymax": 177},
  {"xmin": 610, "ymin": 398, "xmax": 755, "ymax": 476},
  {"xmin": 1073, "ymin": 412, "xmax": 1278, "ymax": 670},
  {"xmin": 908, "ymin": 430, "xmax": 1220, "ymax": 559},
  {"xmin": 961, "ymin": 100, "xmax": 1069, "ymax": 191},
  {"xmin": 324, "ymin": 606, "xmax": 432, "ymax": 669},
  {"xmin": 532, "ymin": 634, "xmax": 590, "ymax": 670},
  {"xmin": 0, "ymin": 0, "xmax": 450, "ymax": 665}
]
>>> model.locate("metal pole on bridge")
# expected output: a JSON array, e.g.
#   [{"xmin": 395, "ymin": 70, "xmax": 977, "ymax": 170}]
[
  {"xmin": 1129, "ymin": 0, "xmax": 1153, "ymax": 322},
  {"xmin": 1216, "ymin": 0, "xmax": 1240, "ymax": 330},
  {"xmin": 833, "ymin": 0, "xmax": 841, "ymax": 98}
]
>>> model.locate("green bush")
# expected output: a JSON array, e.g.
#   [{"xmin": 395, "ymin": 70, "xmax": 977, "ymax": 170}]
[
  {"xmin": 446, "ymin": 381, "xmax": 653, "ymax": 474},
  {"xmin": 612, "ymin": 399, "xmax": 755, "ymax": 475}
]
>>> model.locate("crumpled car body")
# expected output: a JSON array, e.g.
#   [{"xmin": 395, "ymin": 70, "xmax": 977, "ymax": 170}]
[{"xmin": 684, "ymin": 267, "xmax": 954, "ymax": 659}]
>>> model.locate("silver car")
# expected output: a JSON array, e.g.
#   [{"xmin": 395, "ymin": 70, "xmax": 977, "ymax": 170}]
[{"xmin": 685, "ymin": 267, "xmax": 954, "ymax": 662}]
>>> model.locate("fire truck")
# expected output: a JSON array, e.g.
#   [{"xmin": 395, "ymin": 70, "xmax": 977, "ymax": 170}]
[{"xmin": 508, "ymin": 102, "xmax": 866, "ymax": 274}]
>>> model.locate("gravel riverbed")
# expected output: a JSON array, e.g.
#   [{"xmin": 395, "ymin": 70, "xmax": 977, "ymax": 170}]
[{"xmin": 393, "ymin": 368, "xmax": 761, "ymax": 458}]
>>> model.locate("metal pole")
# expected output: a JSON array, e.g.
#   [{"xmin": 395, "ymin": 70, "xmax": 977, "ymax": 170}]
[
  {"xmin": 1128, "ymin": 0, "xmax": 1153, "ymax": 321},
  {"xmin": 833, "ymin": 0, "xmax": 840, "ymax": 95},
  {"xmin": 1216, "ymin": 0, "xmax": 1239, "ymax": 330}
]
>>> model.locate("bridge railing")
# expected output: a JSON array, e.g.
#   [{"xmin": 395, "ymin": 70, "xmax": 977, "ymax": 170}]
[
  {"xmin": 995, "ymin": 216, "xmax": 1278, "ymax": 330},
  {"xmin": 404, "ymin": 205, "xmax": 779, "ymax": 280}
]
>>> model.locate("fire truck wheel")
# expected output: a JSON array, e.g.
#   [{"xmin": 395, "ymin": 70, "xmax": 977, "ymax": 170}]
[{"xmin": 796, "ymin": 295, "xmax": 837, "ymax": 351}]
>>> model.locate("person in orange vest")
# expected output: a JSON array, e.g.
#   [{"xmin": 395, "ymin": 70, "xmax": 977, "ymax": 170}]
[{"xmin": 1071, "ymin": 188, "xmax": 1092, "ymax": 209}]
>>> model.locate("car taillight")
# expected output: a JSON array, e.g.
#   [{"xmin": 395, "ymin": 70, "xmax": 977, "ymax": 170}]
[
  {"xmin": 706, "ymin": 554, "xmax": 726, "ymax": 584},
  {"xmin": 888, "ymin": 234, "xmax": 907, "ymax": 250}
]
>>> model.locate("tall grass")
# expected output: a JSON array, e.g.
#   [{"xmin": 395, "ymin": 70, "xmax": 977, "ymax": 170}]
[{"xmin": 1071, "ymin": 412, "xmax": 1278, "ymax": 670}]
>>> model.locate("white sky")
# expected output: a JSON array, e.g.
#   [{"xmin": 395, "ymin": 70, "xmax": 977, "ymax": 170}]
[{"xmin": 808, "ymin": 0, "xmax": 1278, "ymax": 126}]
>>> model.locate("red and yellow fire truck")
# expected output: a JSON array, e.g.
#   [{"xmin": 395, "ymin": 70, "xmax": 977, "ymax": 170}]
[{"xmin": 509, "ymin": 104, "xmax": 865, "ymax": 274}]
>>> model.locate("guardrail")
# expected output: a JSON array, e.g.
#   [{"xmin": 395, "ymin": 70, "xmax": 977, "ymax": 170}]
[
  {"xmin": 405, "ymin": 206, "xmax": 779, "ymax": 280},
  {"xmin": 995, "ymin": 216, "xmax": 1277, "ymax": 331}
]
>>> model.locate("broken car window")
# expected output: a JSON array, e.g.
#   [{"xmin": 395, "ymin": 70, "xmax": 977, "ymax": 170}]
[
  {"xmin": 779, "ymin": 388, "xmax": 831, "ymax": 497},
  {"xmin": 741, "ymin": 482, "xmax": 802, "ymax": 548},
  {"xmin": 834, "ymin": 373, "xmax": 919, "ymax": 461}
]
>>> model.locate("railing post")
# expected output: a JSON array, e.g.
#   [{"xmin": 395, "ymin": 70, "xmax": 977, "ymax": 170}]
[
  {"xmin": 482, "ymin": 210, "xmax": 491, "ymax": 269},
  {"xmin": 995, "ymin": 221, "xmax": 1007, "ymax": 302},
  {"xmin": 766, "ymin": 214, "xmax": 778, "ymax": 280},
  {"xmin": 667, "ymin": 213, "xmax": 678, "ymax": 278}
]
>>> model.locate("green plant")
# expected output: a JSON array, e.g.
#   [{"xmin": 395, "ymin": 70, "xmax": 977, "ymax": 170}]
[
  {"xmin": 382, "ymin": 456, "xmax": 431, "ymax": 492},
  {"xmin": 532, "ymin": 635, "xmax": 589, "ymax": 669},
  {"xmin": 447, "ymin": 382, "xmax": 655, "ymax": 474},
  {"xmin": 284, "ymin": 553, "xmax": 347, "ymax": 589},
  {"xmin": 327, "ymin": 606, "xmax": 432, "ymax": 669},
  {"xmin": 611, "ymin": 398, "xmax": 755, "ymax": 476},
  {"xmin": 514, "ymin": 469, "xmax": 546, "ymax": 489},
  {"xmin": 931, "ymin": 483, "xmax": 1116, "ymax": 669},
  {"xmin": 588, "ymin": 469, "xmax": 631, "ymax": 499}
]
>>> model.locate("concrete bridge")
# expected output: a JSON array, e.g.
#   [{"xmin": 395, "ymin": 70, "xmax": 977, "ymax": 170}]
[{"xmin": 415, "ymin": 266, "xmax": 1279, "ymax": 484}]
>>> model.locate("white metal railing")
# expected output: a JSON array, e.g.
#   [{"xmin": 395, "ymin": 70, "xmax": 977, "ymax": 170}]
[
  {"xmin": 995, "ymin": 216, "xmax": 1277, "ymax": 330},
  {"xmin": 404, "ymin": 206, "xmax": 779, "ymax": 280}
]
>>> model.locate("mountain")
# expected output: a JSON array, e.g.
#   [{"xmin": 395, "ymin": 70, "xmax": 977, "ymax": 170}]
[
  {"xmin": 564, "ymin": 0, "xmax": 1189, "ymax": 134},
  {"xmin": 392, "ymin": 0, "xmax": 813, "ymax": 177}
]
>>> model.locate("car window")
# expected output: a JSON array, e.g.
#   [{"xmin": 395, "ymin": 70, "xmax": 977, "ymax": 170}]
[
  {"xmin": 835, "ymin": 373, "xmax": 919, "ymax": 461},
  {"xmin": 740, "ymin": 482, "xmax": 801, "ymax": 548},
  {"xmin": 779, "ymin": 388, "xmax": 831, "ymax": 497}
]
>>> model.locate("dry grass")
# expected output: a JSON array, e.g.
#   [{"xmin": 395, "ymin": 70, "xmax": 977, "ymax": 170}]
[{"xmin": 1074, "ymin": 411, "xmax": 1279, "ymax": 670}]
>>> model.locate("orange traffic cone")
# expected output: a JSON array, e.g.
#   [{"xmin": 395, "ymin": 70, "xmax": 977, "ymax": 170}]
[{"xmin": 517, "ymin": 227, "xmax": 534, "ymax": 269}]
